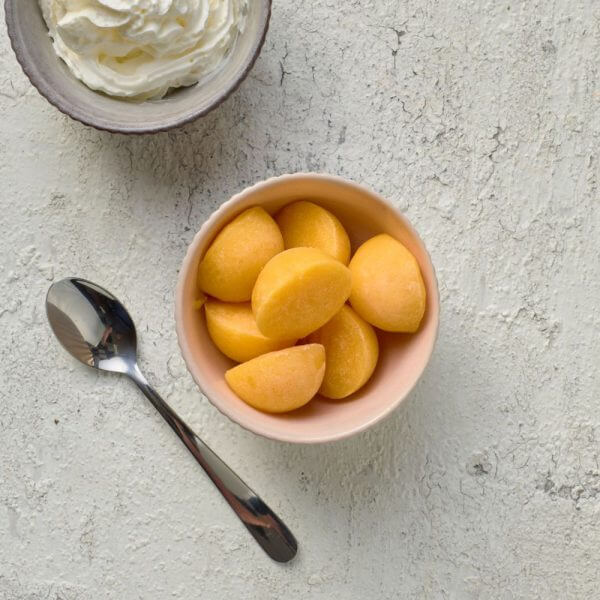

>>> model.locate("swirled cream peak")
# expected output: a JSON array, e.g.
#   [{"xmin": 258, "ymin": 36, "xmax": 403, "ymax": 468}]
[{"xmin": 39, "ymin": 0, "xmax": 247, "ymax": 100}]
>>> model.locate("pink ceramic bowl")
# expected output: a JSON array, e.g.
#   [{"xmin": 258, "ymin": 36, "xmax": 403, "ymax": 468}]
[{"xmin": 175, "ymin": 174, "xmax": 439, "ymax": 443}]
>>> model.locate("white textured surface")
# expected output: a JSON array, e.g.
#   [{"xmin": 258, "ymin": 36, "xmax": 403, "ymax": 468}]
[{"xmin": 1, "ymin": 1, "xmax": 599, "ymax": 598}]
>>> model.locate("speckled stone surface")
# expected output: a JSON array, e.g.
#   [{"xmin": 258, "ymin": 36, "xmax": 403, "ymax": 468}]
[{"xmin": 1, "ymin": 1, "xmax": 599, "ymax": 598}]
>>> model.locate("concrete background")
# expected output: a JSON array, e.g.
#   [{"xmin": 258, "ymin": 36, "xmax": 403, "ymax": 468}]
[{"xmin": 1, "ymin": 1, "xmax": 599, "ymax": 598}]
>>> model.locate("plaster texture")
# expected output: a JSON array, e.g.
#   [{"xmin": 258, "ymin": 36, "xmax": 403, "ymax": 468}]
[{"xmin": 1, "ymin": 1, "xmax": 599, "ymax": 598}]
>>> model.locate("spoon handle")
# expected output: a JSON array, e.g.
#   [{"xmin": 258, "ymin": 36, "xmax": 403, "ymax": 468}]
[{"xmin": 129, "ymin": 365, "xmax": 297, "ymax": 563}]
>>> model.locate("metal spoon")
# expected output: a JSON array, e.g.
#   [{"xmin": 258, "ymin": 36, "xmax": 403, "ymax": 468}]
[{"xmin": 46, "ymin": 277, "xmax": 297, "ymax": 563}]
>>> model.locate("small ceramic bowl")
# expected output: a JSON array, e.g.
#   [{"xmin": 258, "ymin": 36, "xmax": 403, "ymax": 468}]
[
  {"xmin": 176, "ymin": 174, "xmax": 440, "ymax": 443},
  {"xmin": 4, "ymin": 0, "xmax": 271, "ymax": 134}
]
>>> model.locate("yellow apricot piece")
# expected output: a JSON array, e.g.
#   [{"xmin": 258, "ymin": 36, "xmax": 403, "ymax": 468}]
[
  {"xmin": 205, "ymin": 300, "xmax": 296, "ymax": 363},
  {"xmin": 349, "ymin": 234, "xmax": 426, "ymax": 332},
  {"xmin": 197, "ymin": 207, "xmax": 284, "ymax": 302},
  {"xmin": 276, "ymin": 201, "xmax": 351, "ymax": 264},
  {"xmin": 307, "ymin": 305, "xmax": 379, "ymax": 399},
  {"xmin": 225, "ymin": 344, "xmax": 326, "ymax": 413},
  {"xmin": 252, "ymin": 247, "xmax": 352, "ymax": 340}
]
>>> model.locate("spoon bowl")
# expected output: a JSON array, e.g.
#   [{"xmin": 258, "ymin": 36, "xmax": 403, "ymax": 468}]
[
  {"xmin": 46, "ymin": 278, "xmax": 137, "ymax": 374},
  {"xmin": 46, "ymin": 277, "xmax": 297, "ymax": 563}
]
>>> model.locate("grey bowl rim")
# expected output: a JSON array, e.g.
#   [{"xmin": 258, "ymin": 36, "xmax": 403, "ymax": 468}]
[{"xmin": 4, "ymin": 0, "xmax": 272, "ymax": 135}]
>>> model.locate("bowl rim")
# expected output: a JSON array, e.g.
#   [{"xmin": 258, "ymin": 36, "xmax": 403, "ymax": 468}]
[
  {"xmin": 4, "ymin": 0, "xmax": 272, "ymax": 134},
  {"xmin": 175, "ymin": 173, "xmax": 440, "ymax": 444}
]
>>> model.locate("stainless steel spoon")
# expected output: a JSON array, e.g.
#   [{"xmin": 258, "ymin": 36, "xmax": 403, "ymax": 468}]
[{"xmin": 46, "ymin": 277, "xmax": 297, "ymax": 563}]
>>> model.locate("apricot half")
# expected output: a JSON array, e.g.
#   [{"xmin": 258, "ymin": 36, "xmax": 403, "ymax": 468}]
[
  {"xmin": 225, "ymin": 344, "xmax": 326, "ymax": 413},
  {"xmin": 307, "ymin": 305, "xmax": 379, "ymax": 399},
  {"xmin": 276, "ymin": 201, "xmax": 351, "ymax": 264},
  {"xmin": 349, "ymin": 234, "xmax": 426, "ymax": 332},
  {"xmin": 205, "ymin": 300, "xmax": 297, "ymax": 363},
  {"xmin": 197, "ymin": 207, "xmax": 284, "ymax": 302},
  {"xmin": 252, "ymin": 247, "xmax": 352, "ymax": 340}
]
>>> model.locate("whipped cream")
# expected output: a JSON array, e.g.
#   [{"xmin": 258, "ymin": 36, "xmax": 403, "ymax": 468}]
[{"xmin": 39, "ymin": 0, "xmax": 247, "ymax": 100}]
